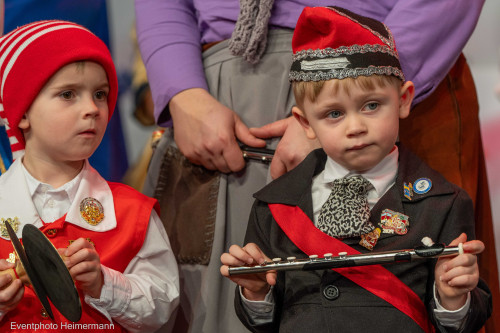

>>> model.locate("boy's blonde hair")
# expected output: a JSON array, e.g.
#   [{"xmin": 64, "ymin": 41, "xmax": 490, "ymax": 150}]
[{"xmin": 293, "ymin": 75, "xmax": 402, "ymax": 110}]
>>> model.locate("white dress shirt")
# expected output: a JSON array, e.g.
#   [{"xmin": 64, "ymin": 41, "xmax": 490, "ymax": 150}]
[
  {"xmin": 242, "ymin": 147, "xmax": 469, "ymax": 329},
  {"xmin": 0, "ymin": 158, "xmax": 180, "ymax": 332}
]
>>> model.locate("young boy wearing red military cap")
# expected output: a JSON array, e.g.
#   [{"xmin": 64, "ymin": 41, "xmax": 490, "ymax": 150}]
[
  {"xmin": 0, "ymin": 21, "xmax": 179, "ymax": 332},
  {"xmin": 220, "ymin": 7, "xmax": 491, "ymax": 332}
]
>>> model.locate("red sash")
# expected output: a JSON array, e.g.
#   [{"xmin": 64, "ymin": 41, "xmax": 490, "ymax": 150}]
[{"xmin": 269, "ymin": 203, "xmax": 435, "ymax": 333}]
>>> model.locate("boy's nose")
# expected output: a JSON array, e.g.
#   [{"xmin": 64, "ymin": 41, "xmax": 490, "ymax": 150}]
[
  {"xmin": 83, "ymin": 98, "xmax": 100, "ymax": 118},
  {"xmin": 345, "ymin": 114, "xmax": 367, "ymax": 136}
]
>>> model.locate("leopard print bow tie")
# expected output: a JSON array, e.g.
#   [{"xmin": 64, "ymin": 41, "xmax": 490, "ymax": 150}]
[{"xmin": 317, "ymin": 176, "xmax": 374, "ymax": 238}]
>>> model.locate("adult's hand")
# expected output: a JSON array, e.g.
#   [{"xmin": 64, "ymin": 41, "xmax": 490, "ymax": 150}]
[
  {"xmin": 250, "ymin": 116, "xmax": 320, "ymax": 179},
  {"xmin": 170, "ymin": 88, "xmax": 266, "ymax": 173}
]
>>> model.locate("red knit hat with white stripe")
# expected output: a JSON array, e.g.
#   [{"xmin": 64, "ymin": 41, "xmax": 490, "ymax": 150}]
[
  {"xmin": 0, "ymin": 20, "xmax": 118, "ymax": 159},
  {"xmin": 289, "ymin": 6, "xmax": 404, "ymax": 83}
]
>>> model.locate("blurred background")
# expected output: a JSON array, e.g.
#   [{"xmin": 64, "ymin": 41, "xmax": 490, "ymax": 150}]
[{"xmin": 462, "ymin": 0, "xmax": 500, "ymax": 272}]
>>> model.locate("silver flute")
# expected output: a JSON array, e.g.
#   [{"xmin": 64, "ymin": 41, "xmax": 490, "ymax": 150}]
[
  {"xmin": 240, "ymin": 145, "xmax": 274, "ymax": 164},
  {"xmin": 228, "ymin": 242, "xmax": 463, "ymax": 276}
]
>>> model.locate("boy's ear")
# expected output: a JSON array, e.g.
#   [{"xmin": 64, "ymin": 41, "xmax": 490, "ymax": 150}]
[
  {"xmin": 18, "ymin": 114, "xmax": 30, "ymax": 131},
  {"xmin": 399, "ymin": 81, "xmax": 415, "ymax": 119},
  {"xmin": 292, "ymin": 106, "xmax": 317, "ymax": 140}
]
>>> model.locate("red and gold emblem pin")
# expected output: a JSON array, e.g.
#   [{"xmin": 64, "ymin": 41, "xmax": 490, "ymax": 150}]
[
  {"xmin": 359, "ymin": 227, "xmax": 381, "ymax": 251},
  {"xmin": 79, "ymin": 197, "xmax": 104, "ymax": 226},
  {"xmin": 380, "ymin": 209, "xmax": 409, "ymax": 235}
]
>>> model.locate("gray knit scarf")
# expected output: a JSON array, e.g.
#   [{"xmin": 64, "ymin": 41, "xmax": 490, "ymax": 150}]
[{"xmin": 229, "ymin": 0, "xmax": 276, "ymax": 64}]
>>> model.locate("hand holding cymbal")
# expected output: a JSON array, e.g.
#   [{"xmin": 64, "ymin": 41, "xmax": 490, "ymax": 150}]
[
  {"xmin": 0, "ymin": 221, "xmax": 82, "ymax": 322},
  {"xmin": 0, "ymin": 259, "xmax": 24, "ymax": 313}
]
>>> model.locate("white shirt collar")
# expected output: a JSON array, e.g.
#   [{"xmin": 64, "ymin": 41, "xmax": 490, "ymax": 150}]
[
  {"xmin": 321, "ymin": 146, "xmax": 399, "ymax": 198},
  {"xmin": 22, "ymin": 160, "xmax": 83, "ymax": 203},
  {"xmin": 0, "ymin": 157, "xmax": 116, "ymax": 240}
]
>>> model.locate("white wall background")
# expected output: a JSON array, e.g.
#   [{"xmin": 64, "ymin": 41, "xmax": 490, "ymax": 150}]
[
  {"xmin": 107, "ymin": 0, "xmax": 500, "ymax": 278},
  {"xmin": 463, "ymin": 0, "xmax": 500, "ymax": 275}
]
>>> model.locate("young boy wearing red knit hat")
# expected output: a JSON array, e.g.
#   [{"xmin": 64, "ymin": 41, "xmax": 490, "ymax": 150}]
[
  {"xmin": 220, "ymin": 7, "xmax": 491, "ymax": 332},
  {"xmin": 0, "ymin": 21, "xmax": 179, "ymax": 332}
]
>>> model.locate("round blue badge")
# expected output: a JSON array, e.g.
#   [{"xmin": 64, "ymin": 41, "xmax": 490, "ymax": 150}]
[{"xmin": 413, "ymin": 178, "xmax": 432, "ymax": 194}]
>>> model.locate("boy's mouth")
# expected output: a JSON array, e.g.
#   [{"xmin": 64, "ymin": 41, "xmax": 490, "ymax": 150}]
[
  {"xmin": 347, "ymin": 143, "xmax": 370, "ymax": 151},
  {"xmin": 79, "ymin": 129, "xmax": 96, "ymax": 135}
]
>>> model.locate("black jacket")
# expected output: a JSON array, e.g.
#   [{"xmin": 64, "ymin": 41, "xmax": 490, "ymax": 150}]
[{"xmin": 235, "ymin": 146, "xmax": 491, "ymax": 333}]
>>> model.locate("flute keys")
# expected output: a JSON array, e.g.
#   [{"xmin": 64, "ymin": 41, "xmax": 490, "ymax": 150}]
[
  {"xmin": 309, "ymin": 254, "xmax": 319, "ymax": 261},
  {"xmin": 324, "ymin": 253, "xmax": 333, "ymax": 260},
  {"xmin": 272, "ymin": 258, "xmax": 282, "ymax": 263},
  {"xmin": 338, "ymin": 252, "xmax": 347, "ymax": 258},
  {"xmin": 286, "ymin": 256, "xmax": 296, "ymax": 262}
]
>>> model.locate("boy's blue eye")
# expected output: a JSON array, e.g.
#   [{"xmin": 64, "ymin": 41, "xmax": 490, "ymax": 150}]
[
  {"xmin": 366, "ymin": 102, "xmax": 379, "ymax": 111},
  {"xmin": 328, "ymin": 110, "xmax": 342, "ymax": 119}
]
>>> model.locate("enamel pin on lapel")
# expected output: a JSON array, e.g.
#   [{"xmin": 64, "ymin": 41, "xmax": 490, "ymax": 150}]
[
  {"xmin": 413, "ymin": 178, "xmax": 432, "ymax": 194},
  {"xmin": 380, "ymin": 209, "xmax": 409, "ymax": 235},
  {"xmin": 403, "ymin": 182, "xmax": 413, "ymax": 200},
  {"xmin": 359, "ymin": 228, "xmax": 381, "ymax": 251}
]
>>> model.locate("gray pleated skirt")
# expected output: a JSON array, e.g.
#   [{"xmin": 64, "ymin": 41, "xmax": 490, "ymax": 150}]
[{"xmin": 145, "ymin": 29, "xmax": 295, "ymax": 333}]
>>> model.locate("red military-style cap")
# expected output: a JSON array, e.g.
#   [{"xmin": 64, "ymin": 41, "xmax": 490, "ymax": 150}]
[{"xmin": 289, "ymin": 6, "xmax": 405, "ymax": 83}]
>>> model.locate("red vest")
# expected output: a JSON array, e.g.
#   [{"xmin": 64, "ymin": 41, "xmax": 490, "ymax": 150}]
[{"xmin": 0, "ymin": 182, "xmax": 157, "ymax": 332}]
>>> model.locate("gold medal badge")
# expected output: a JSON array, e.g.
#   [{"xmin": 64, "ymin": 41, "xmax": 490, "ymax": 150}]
[
  {"xmin": 0, "ymin": 217, "xmax": 20, "ymax": 239},
  {"xmin": 79, "ymin": 197, "xmax": 104, "ymax": 226}
]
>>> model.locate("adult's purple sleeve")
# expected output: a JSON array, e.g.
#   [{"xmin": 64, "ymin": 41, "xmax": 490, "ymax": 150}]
[
  {"xmin": 384, "ymin": 0, "xmax": 484, "ymax": 106},
  {"xmin": 135, "ymin": 0, "xmax": 208, "ymax": 126}
]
